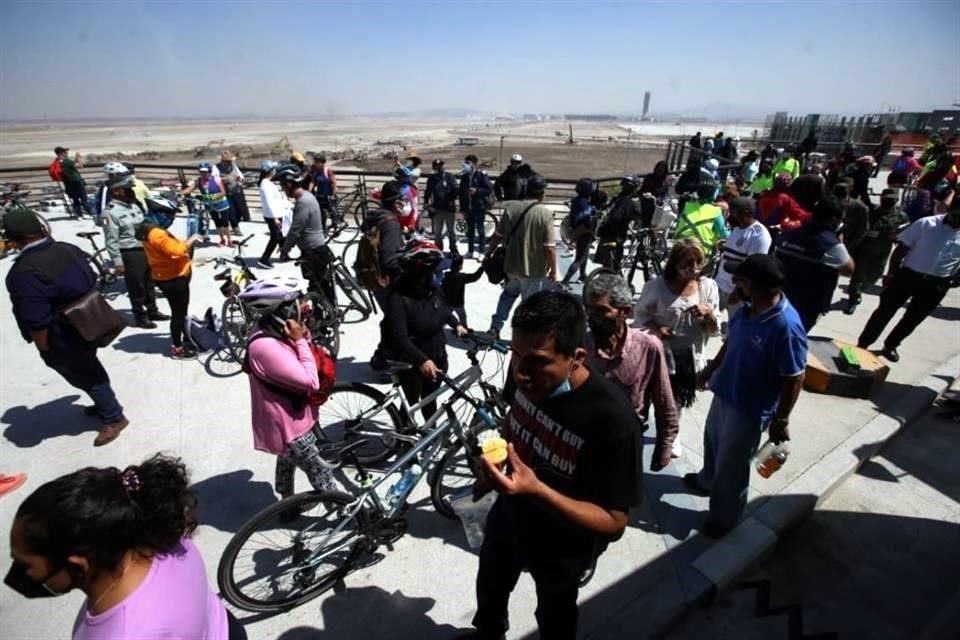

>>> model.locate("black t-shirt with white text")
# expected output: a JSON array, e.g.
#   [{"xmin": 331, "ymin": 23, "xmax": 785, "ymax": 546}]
[{"xmin": 495, "ymin": 370, "xmax": 639, "ymax": 557}]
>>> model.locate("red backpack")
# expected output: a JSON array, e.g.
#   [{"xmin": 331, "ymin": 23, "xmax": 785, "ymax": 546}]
[
  {"xmin": 48, "ymin": 158, "xmax": 63, "ymax": 182},
  {"xmin": 243, "ymin": 334, "xmax": 336, "ymax": 407}
]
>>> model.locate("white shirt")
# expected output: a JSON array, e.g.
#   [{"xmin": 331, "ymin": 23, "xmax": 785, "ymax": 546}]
[
  {"xmin": 258, "ymin": 179, "xmax": 291, "ymax": 220},
  {"xmin": 716, "ymin": 221, "xmax": 772, "ymax": 293},
  {"xmin": 898, "ymin": 214, "xmax": 960, "ymax": 278}
]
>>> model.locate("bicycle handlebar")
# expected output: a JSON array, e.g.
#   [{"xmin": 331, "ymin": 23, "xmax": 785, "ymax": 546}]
[
  {"xmin": 464, "ymin": 329, "xmax": 509, "ymax": 354},
  {"xmin": 236, "ymin": 234, "xmax": 255, "ymax": 248}
]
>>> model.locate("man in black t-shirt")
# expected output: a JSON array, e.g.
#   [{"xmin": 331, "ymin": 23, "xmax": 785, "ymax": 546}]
[{"xmin": 467, "ymin": 291, "xmax": 639, "ymax": 640}]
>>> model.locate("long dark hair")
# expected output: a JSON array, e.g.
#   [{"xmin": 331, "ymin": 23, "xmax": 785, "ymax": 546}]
[{"xmin": 15, "ymin": 454, "xmax": 197, "ymax": 570}]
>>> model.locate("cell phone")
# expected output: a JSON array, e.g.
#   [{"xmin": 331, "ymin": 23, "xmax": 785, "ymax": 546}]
[{"xmin": 266, "ymin": 315, "xmax": 287, "ymax": 335}]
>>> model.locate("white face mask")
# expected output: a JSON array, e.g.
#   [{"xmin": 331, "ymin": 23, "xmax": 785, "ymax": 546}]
[{"xmin": 401, "ymin": 202, "xmax": 413, "ymax": 216}]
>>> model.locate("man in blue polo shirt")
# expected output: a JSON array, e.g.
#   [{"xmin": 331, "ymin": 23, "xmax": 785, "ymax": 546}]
[{"xmin": 683, "ymin": 254, "xmax": 807, "ymax": 537}]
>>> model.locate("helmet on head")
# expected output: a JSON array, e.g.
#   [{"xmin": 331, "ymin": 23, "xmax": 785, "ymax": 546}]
[
  {"xmin": 145, "ymin": 196, "xmax": 179, "ymax": 215},
  {"xmin": 260, "ymin": 159, "xmax": 278, "ymax": 173},
  {"xmin": 706, "ymin": 158, "xmax": 719, "ymax": 171},
  {"xmin": 510, "ymin": 153, "xmax": 523, "ymax": 164},
  {"xmin": 273, "ymin": 164, "xmax": 303, "ymax": 186},
  {"xmin": 696, "ymin": 180, "xmax": 716, "ymax": 201},
  {"xmin": 103, "ymin": 161, "xmax": 129, "ymax": 177},
  {"xmin": 619, "ymin": 175, "xmax": 639, "ymax": 191},
  {"xmin": 290, "ymin": 151, "xmax": 306, "ymax": 164},
  {"xmin": 399, "ymin": 239, "xmax": 442, "ymax": 271},
  {"xmin": 237, "ymin": 277, "xmax": 305, "ymax": 314},
  {"xmin": 110, "ymin": 174, "xmax": 136, "ymax": 190},
  {"xmin": 574, "ymin": 178, "xmax": 596, "ymax": 198},
  {"xmin": 197, "ymin": 162, "xmax": 212, "ymax": 173}
]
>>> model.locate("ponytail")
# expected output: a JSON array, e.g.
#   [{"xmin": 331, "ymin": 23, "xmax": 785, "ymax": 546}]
[{"xmin": 14, "ymin": 454, "xmax": 197, "ymax": 570}]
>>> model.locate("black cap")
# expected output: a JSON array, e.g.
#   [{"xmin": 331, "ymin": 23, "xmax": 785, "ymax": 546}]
[
  {"xmin": 54, "ymin": 146, "xmax": 68, "ymax": 154},
  {"xmin": 734, "ymin": 254, "xmax": 785, "ymax": 289},
  {"xmin": 2, "ymin": 208, "xmax": 45, "ymax": 241},
  {"xmin": 380, "ymin": 180, "xmax": 403, "ymax": 205}
]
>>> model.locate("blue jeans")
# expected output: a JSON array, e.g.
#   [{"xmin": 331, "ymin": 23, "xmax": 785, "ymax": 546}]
[
  {"xmin": 696, "ymin": 396, "xmax": 764, "ymax": 531},
  {"xmin": 40, "ymin": 341, "xmax": 124, "ymax": 424},
  {"xmin": 466, "ymin": 209, "xmax": 486, "ymax": 254},
  {"xmin": 490, "ymin": 276, "xmax": 554, "ymax": 333}
]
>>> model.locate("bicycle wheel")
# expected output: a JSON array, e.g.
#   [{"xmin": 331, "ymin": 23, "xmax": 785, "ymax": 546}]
[
  {"xmin": 218, "ymin": 490, "xmax": 370, "ymax": 612},
  {"xmin": 340, "ymin": 238, "xmax": 357, "ymax": 265},
  {"xmin": 334, "ymin": 265, "xmax": 373, "ymax": 323},
  {"xmin": 315, "ymin": 382, "xmax": 404, "ymax": 465},
  {"xmin": 90, "ymin": 248, "xmax": 123, "ymax": 296},
  {"xmin": 221, "ymin": 297, "xmax": 249, "ymax": 363},
  {"xmin": 429, "ymin": 419, "xmax": 490, "ymax": 519},
  {"xmin": 302, "ymin": 291, "xmax": 340, "ymax": 359}
]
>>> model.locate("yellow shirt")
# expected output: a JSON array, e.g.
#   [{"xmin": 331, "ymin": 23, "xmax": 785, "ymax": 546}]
[{"xmin": 132, "ymin": 177, "xmax": 150, "ymax": 208}]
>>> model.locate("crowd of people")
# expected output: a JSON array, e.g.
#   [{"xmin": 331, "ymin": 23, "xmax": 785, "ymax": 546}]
[{"xmin": 2, "ymin": 133, "xmax": 958, "ymax": 640}]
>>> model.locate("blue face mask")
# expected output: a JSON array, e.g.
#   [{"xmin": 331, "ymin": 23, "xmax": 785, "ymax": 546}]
[
  {"xmin": 549, "ymin": 377, "xmax": 572, "ymax": 398},
  {"xmin": 462, "ymin": 162, "xmax": 473, "ymax": 174}
]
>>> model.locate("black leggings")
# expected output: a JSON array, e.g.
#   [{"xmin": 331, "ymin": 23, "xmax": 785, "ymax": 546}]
[
  {"xmin": 398, "ymin": 368, "xmax": 442, "ymax": 421},
  {"xmin": 561, "ymin": 234, "xmax": 592, "ymax": 284},
  {"xmin": 155, "ymin": 273, "xmax": 191, "ymax": 347},
  {"xmin": 120, "ymin": 248, "xmax": 157, "ymax": 317},
  {"xmin": 261, "ymin": 218, "xmax": 284, "ymax": 262}
]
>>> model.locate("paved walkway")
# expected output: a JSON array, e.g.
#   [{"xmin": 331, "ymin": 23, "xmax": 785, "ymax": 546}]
[{"xmin": 1, "ymin": 204, "xmax": 958, "ymax": 639}]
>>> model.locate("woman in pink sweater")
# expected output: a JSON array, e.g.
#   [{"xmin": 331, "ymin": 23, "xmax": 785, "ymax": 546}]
[{"xmin": 240, "ymin": 280, "xmax": 337, "ymax": 498}]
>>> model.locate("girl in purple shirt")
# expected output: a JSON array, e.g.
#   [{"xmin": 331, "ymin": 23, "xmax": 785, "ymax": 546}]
[{"xmin": 6, "ymin": 454, "xmax": 243, "ymax": 640}]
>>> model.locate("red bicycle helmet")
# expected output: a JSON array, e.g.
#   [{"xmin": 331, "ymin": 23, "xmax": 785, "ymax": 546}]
[{"xmin": 400, "ymin": 239, "xmax": 443, "ymax": 270}]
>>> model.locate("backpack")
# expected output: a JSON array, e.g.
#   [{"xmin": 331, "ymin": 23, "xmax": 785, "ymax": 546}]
[
  {"xmin": 185, "ymin": 307, "xmax": 222, "ymax": 352},
  {"xmin": 48, "ymin": 158, "xmax": 63, "ymax": 182},
  {"xmin": 243, "ymin": 333, "xmax": 336, "ymax": 408},
  {"xmin": 354, "ymin": 215, "xmax": 394, "ymax": 290}
]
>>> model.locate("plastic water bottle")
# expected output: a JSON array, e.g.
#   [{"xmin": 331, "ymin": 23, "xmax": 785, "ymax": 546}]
[
  {"xmin": 386, "ymin": 464, "xmax": 422, "ymax": 507},
  {"xmin": 755, "ymin": 440, "xmax": 789, "ymax": 478}
]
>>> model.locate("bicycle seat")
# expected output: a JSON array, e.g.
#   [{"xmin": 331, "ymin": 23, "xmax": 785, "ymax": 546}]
[
  {"xmin": 382, "ymin": 360, "xmax": 413, "ymax": 374},
  {"xmin": 76, "ymin": 232, "xmax": 100, "ymax": 239}
]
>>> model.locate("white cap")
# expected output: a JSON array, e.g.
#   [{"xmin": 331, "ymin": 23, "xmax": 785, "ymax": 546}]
[{"xmin": 510, "ymin": 153, "xmax": 523, "ymax": 163}]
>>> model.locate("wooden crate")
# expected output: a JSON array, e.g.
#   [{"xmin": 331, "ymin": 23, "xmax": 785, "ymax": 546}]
[{"xmin": 805, "ymin": 337, "xmax": 889, "ymax": 398}]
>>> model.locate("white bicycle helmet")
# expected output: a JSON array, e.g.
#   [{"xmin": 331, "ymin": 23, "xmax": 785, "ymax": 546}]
[
  {"xmin": 238, "ymin": 277, "xmax": 305, "ymax": 314},
  {"xmin": 103, "ymin": 161, "xmax": 129, "ymax": 177},
  {"xmin": 510, "ymin": 153, "xmax": 523, "ymax": 163}
]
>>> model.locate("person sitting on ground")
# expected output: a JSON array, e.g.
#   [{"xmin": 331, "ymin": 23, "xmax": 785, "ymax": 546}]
[
  {"xmin": 776, "ymin": 198, "xmax": 855, "ymax": 332},
  {"xmin": 887, "ymin": 148, "xmax": 922, "ymax": 188},
  {"xmin": 685, "ymin": 254, "xmax": 806, "ymax": 538},
  {"xmin": 441, "ymin": 254, "xmax": 484, "ymax": 327},
  {"xmin": 381, "ymin": 240, "xmax": 467, "ymax": 420},
  {"xmin": 180, "ymin": 163, "xmax": 233, "ymax": 247},
  {"xmin": 4, "ymin": 208, "xmax": 129, "ymax": 447},
  {"xmin": 756, "ymin": 173, "xmax": 812, "ymax": 237},
  {"xmin": 560, "ymin": 178, "xmax": 598, "ymax": 286},
  {"xmin": 673, "ymin": 181, "xmax": 729, "ymax": 260},
  {"xmin": 466, "ymin": 290, "xmax": 639, "ymax": 640},
  {"xmin": 241, "ymin": 279, "xmax": 339, "ymax": 499},
  {"xmin": 843, "ymin": 189, "xmax": 908, "ymax": 314},
  {"xmin": 103, "ymin": 174, "xmax": 169, "ymax": 329},
  {"xmin": 136, "ymin": 222, "xmax": 202, "ymax": 359},
  {"xmin": 789, "ymin": 163, "xmax": 826, "ymax": 212},
  {"xmin": 715, "ymin": 197, "xmax": 772, "ymax": 321},
  {"xmin": 256, "ymin": 160, "xmax": 290, "ymax": 269},
  {"xmin": 636, "ymin": 239, "xmax": 720, "ymax": 426},
  {"xmin": 6, "ymin": 454, "xmax": 244, "ymax": 639},
  {"xmin": 585, "ymin": 272, "xmax": 680, "ymax": 469}
]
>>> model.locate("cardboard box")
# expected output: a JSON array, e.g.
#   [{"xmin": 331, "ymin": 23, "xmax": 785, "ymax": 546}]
[{"xmin": 805, "ymin": 337, "xmax": 890, "ymax": 398}]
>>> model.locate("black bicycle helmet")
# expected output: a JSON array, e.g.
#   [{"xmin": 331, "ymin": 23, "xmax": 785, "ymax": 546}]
[
  {"xmin": 273, "ymin": 164, "xmax": 303, "ymax": 186},
  {"xmin": 696, "ymin": 179, "xmax": 716, "ymax": 201},
  {"xmin": 145, "ymin": 195, "xmax": 179, "ymax": 215}
]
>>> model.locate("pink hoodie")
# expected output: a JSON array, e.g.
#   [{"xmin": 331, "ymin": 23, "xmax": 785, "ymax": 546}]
[{"xmin": 247, "ymin": 332, "xmax": 320, "ymax": 455}]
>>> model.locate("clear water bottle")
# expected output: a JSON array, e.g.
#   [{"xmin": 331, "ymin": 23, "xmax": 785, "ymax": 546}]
[
  {"xmin": 386, "ymin": 464, "xmax": 423, "ymax": 507},
  {"xmin": 755, "ymin": 440, "xmax": 789, "ymax": 478}
]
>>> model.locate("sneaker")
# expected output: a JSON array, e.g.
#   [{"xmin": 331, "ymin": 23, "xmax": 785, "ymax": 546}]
[
  {"xmin": 881, "ymin": 346, "xmax": 900, "ymax": 363},
  {"xmin": 0, "ymin": 473, "xmax": 27, "ymax": 498},
  {"xmin": 682, "ymin": 472, "xmax": 710, "ymax": 496},
  {"xmin": 148, "ymin": 311, "xmax": 171, "ymax": 321},
  {"xmin": 171, "ymin": 345, "xmax": 198, "ymax": 360},
  {"xmin": 93, "ymin": 418, "xmax": 128, "ymax": 447},
  {"xmin": 671, "ymin": 440, "xmax": 682, "ymax": 459},
  {"xmin": 134, "ymin": 316, "xmax": 157, "ymax": 329},
  {"xmin": 257, "ymin": 260, "xmax": 274, "ymax": 270}
]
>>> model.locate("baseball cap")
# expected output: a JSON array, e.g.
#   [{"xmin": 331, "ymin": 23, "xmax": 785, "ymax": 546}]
[
  {"xmin": 2, "ymin": 208, "xmax": 45, "ymax": 241},
  {"xmin": 291, "ymin": 151, "xmax": 306, "ymax": 163},
  {"xmin": 734, "ymin": 254, "xmax": 785, "ymax": 288}
]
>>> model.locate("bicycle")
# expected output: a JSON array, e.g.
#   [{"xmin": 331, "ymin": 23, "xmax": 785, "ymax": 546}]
[
  {"xmin": 302, "ymin": 246, "xmax": 376, "ymax": 324},
  {"xmin": 216, "ymin": 237, "xmax": 341, "ymax": 361},
  {"xmin": 217, "ymin": 332, "xmax": 509, "ymax": 612},
  {"xmin": 75, "ymin": 231, "xmax": 126, "ymax": 297},
  {"xmin": 455, "ymin": 207, "xmax": 500, "ymax": 238}
]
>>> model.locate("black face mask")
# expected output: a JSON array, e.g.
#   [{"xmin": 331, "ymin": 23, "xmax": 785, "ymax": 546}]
[
  {"xmin": 588, "ymin": 315, "xmax": 620, "ymax": 340},
  {"xmin": 4, "ymin": 562, "xmax": 65, "ymax": 599}
]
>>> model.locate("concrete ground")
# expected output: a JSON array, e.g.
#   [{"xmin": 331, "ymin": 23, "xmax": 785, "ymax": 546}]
[
  {"xmin": 1, "ymin": 194, "xmax": 958, "ymax": 639},
  {"xmin": 660, "ymin": 400, "xmax": 960, "ymax": 640}
]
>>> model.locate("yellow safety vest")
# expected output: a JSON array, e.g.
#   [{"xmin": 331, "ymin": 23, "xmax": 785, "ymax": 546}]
[{"xmin": 675, "ymin": 202, "xmax": 723, "ymax": 254}]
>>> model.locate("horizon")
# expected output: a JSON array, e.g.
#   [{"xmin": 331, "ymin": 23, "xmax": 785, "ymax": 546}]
[{"xmin": 1, "ymin": 0, "xmax": 958, "ymax": 121}]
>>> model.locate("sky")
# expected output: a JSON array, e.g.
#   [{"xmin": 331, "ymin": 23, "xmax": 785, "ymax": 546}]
[{"xmin": 0, "ymin": 0, "xmax": 957, "ymax": 121}]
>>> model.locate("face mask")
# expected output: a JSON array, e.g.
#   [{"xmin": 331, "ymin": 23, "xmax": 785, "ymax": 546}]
[
  {"xmin": 401, "ymin": 202, "xmax": 413, "ymax": 216},
  {"xmin": 462, "ymin": 163, "xmax": 473, "ymax": 174},
  {"xmin": 588, "ymin": 315, "xmax": 620, "ymax": 340},
  {"xmin": 549, "ymin": 377, "xmax": 572, "ymax": 398},
  {"xmin": 4, "ymin": 563, "xmax": 65, "ymax": 599}
]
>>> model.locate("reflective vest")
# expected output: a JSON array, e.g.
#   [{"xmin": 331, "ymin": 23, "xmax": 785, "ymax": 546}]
[{"xmin": 675, "ymin": 201, "xmax": 724, "ymax": 253}]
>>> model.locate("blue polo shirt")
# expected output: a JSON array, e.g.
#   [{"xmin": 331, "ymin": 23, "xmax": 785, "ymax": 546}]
[{"xmin": 710, "ymin": 295, "xmax": 807, "ymax": 424}]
